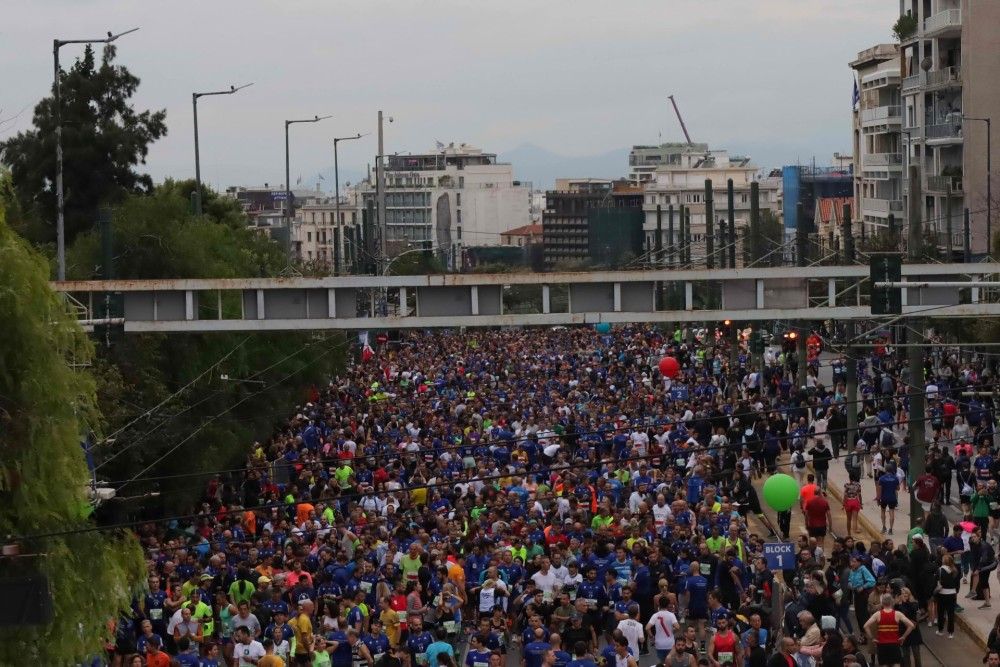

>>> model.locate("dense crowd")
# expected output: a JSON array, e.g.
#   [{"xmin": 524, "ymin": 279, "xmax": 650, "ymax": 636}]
[{"xmin": 93, "ymin": 325, "xmax": 1000, "ymax": 667}]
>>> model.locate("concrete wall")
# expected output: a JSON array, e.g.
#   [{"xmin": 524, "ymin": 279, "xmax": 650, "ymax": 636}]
[{"xmin": 963, "ymin": 0, "xmax": 1000, "ymax": 252}]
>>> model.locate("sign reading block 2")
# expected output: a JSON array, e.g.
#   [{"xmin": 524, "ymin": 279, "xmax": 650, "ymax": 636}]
[{"xmin": 763, "ymin": 542, "xmax": 795, "ymax": 571}]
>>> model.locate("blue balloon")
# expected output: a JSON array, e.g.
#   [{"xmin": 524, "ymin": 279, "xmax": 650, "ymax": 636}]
[{"xmin": 595, "ymin": 322, "xmax": 612, "ymax": 334}]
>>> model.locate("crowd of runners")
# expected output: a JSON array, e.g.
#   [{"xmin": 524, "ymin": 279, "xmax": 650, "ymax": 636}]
[{"xmin": 94, "ymin": 325, "xmax": 1000, "ymax": 667}]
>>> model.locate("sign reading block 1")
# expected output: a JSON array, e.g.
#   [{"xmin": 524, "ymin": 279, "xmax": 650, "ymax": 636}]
[{"xmin": 763, "ymin": 542, "xmax": 795, "ymax": 571}]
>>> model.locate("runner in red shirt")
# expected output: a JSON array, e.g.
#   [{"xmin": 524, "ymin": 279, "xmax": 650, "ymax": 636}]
[{"xmin": 804, "ymin": 491, "xmax": 832, "ymax": 539}]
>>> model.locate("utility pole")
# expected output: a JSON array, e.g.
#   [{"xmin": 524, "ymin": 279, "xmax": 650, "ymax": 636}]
[
  {"xmin": 667, "ymin": 204, "xmax": 675, "ymax": 269},
  {"xmin": 53, "ymin": 27, "xmax": 139, "ymax": 281},
  {"xmin": 333, "ymin": 132, "xmax": 366, "ymax": 274},
  {"xmin": 965, "ymin": 208, "xmax": 972, "ymax": 262},
  {"xmin": 655, "ymin": 204, "xmax": 663, "ymax": 309},
  {"xmin": 284, "ymin": 115, "xmax": 331, "ymax": 256},
  {"xmin": 844, "ymin": 201, "xmax": 858, "ymax": 449},
  {"xmin": 749, "ymin": 181, "xmax": 759, "ymax": 266},
  {"xmin": 907, "ymin": 164, "xmax": 926, "ymax": 527},
  {"xmin": 192, "ymin": 83, "xmax": 253, "ymax": 216},
  {"xmin": 704, "ymin": 179, "xmax": 714, "ymax": 269},
  {"xmin": 376, "ymin": 110, "xmax": 387, "ymax": 270},
  {"xmin": 795, "ymin": 201, "xmax": 808, "ymax": 388},
  {"xmin": 946, "ymin": 184, "xmax": 954, "ymax": 261},
  {"xmin": 727, "ymin": 178, "xmax": 736, "ymax": 268},
  {"xmin": 684, "ymin": 208, "xmax": 692, "ymax": 266}
]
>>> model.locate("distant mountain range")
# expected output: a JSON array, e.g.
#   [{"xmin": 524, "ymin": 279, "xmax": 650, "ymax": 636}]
[
  {"xmin": 310, "ymin": 141, "xmax": 828, "ymax": 194},
  {"xmin": 499, "ymin": 143, "xmax": 629, "ymax": 189}
]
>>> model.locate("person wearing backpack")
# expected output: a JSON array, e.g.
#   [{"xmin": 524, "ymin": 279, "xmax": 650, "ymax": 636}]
[{"xmin": 791, "ymin": 446, "xmax": 807, "ymax": 486}]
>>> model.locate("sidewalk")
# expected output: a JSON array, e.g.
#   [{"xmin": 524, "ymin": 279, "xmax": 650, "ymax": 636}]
[{"xmin": 822, "ymin": 454, "xmax": 991, "ymax": 648}]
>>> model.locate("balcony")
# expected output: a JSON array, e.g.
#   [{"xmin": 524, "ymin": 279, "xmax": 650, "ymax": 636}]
[
  {"xmin": 902, "ymin": 73, "xmax": 922, "ymax": 93},
  {"xmin": 926, "ymin": 175, "xmax": 963, "ymax": 193},
  {"xmin": 925, "ymin": 66, "xmax": 961, "ymax": 89},
  {"xmin": 863, "ymin": 153, "xmax": 903, "ymax": 167},
  {"xmin": 925, "ymin": 122, "xmax": 963, "ymax": 143},
  {"xmin": 924, "ymin": 8, "xmax": 961, "ymax": 36},
  {"xmin": 862, "ymin": 198, "xmax": 904, "ymax": 214},
  {"xmin": 861, "ymin": 105, "xmax": 902, "ymax": 125}
]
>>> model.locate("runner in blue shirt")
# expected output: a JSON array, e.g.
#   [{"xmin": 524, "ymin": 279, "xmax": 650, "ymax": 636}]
[
  {"xmin": 682, "ymin": 562, "xmax": 709, "ymax": 649},
  {"xmin": 877, "ymin": 467, "xmax": 900, "ymax": 534}
]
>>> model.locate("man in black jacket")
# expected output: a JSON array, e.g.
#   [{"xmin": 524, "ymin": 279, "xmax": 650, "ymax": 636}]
[{"xmin": 807, "ymin": 440, "xmax": 833, "ymax": 492}]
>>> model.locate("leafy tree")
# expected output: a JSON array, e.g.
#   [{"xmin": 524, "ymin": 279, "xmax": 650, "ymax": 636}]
[
  {"xmin": 0, "ymin": 208, "xmax": 145, "ymax": 663},
  {"xmin": 64, "ymin": 185, "xmax": 345, "ymax": 511},
  {"xmin": 387, "ymin": 250, "xmax": 446, "ymax": 276},
  {"xmin": 0, "ymin": 44, "xmax": 166, "ymax": 249}
]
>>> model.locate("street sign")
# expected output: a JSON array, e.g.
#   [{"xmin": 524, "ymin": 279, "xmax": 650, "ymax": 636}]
[
  {"xmin": 870, "ymin": 252, "xmax": 903, "ymax": 315},
  {"xmin": 763, "ymin": 542, "xmax": 795, "ymax": 571}
]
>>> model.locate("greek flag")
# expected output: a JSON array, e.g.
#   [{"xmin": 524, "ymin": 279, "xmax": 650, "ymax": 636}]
[{"xmin": 852, "ymin": 77, "xmax": 860, "ymax": 110}]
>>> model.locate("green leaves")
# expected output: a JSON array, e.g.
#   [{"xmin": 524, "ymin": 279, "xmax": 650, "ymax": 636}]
[
  {"xmin": 0, "ymin": 208, "xmax": 145, "ymax": 663},
  {"xmin": 0, "ymin": 44, "xmax": 166, "ymax": 249}
]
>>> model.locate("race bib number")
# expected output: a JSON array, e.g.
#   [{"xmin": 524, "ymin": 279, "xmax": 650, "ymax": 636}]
[
  {"xmin": 443, "ymin": 621, "xmax": 458, "ymax": 633},
  {"xmin": 360, "ymin": 581, "xmax": 373, "ymax": 592},
  {"xmin": 397, "ymin": 611, "xmax": 409, "ymax": 622},
  {"xmin": 583, "ymin": 598, "xmax": 597, "ymax": 608},
  {"xmin": 375, "ymin": 654, "xmax": 386, "ymax": 663},
  {"xmin": 542, "ymin": 591, "xmax": 553, "ymax": 602},
  {"xmin": 700, "ymin": 563, "xmax": 711, "ymax": 575},
  {"xmin": 718, "ymin": 651, "xmax": 734, "ymax": 664},
  {"xmin": 150, "ymin": 608, "xmax": 163, "ymax": 621}
]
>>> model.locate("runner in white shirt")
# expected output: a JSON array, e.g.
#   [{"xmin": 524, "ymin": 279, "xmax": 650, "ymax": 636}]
[
  {"xmin": 651, "ymin": 495, "xmax": 672, "ymax": 531},
  {"xmin": 234, "ymin": 627, "xmax": 265, "ymax": 667},
  {"xmin": 645, "ymin": 599, "xmax": 681, "ymax": 659},
  {"xmin": 616, "ymin": 604, "xmax": 645, "ymax": 656},
  {"xmin": 530, "ymin": 560, "xmax": 557, "ymax": 595}
]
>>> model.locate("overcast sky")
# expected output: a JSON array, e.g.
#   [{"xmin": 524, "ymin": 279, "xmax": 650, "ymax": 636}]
[{"xmin": 2, "ymin": 0, "xmax": 898, "ymax": 190}]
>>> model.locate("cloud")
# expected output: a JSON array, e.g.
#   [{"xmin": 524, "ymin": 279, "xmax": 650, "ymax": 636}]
[{"xmin": 3, "ymin": 0, "xmax": 898, "ymax": 188}]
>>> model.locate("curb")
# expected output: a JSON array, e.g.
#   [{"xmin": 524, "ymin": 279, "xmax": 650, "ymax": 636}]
[{"xmin": 824, "ymin": 474, "xmax": 988, "ymax": 650}]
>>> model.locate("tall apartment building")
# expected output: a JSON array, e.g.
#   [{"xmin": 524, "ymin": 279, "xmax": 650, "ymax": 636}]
[
  {"xmin": 542, "ymin": 179, "xmax": 643, "ymax": 268},
  {"xmin": 641, "ymin": 150, "xmax": 780, "ymax": 259},
  {"xmin": 851, "ymin": 43, "xmax": 904, "ymax": 235},
  {"xmin": 357, "ymin": 143, "xmax": 531, "ymax": 262},
  {"xmin": 896, "ymin": 0, "xmax": 1000, "ymax": 253},
  {"xmin": 294, "ymin": 193, "xmax": 361, "ymax": 268},
  {"xmin": 628, "ymin": 142, "xmax": 710, "ymax": 186}
]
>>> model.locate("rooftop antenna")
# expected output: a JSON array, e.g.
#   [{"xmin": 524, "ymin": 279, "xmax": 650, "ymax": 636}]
[{"xmin": 668, "ymin": 95, "xmax": 693, "ymax": 146}]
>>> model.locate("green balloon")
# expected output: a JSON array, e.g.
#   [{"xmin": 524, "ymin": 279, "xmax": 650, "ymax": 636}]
[
  {"xmin": 762, "ymin": 474, "xmax": 800, "ymax": 512},
  {"xmin": 595, "ymin": 322, "xmax": 612, "ymax": 334}
]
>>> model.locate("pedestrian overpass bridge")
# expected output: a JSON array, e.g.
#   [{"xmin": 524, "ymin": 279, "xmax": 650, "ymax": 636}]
[{"xmin": 52, "ymin": 263, "xmax": 1000, "ymax": 332}]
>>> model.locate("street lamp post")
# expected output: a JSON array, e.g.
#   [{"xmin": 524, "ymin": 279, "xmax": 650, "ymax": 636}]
[
  {"xmin": 964, "ymin": 116, "xmax": 992, "ymax": 254},
  {"xmin": 192, "ymin": 83, "xmax": 253, "ymax": 215},
  {"xmin": 284, "ymin": 115, "xmax": 331, "ymax": 255},
  {"xmin": 333, "ymin": 132, "xmax": 368, "ymax": 273},
  {"xmin": 53, "ymin": 27, "xmax": 139, "ymax": 281}
]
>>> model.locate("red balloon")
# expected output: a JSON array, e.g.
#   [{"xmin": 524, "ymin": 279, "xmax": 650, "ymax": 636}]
[{"xmin": 658, "ymin": 356, "xmax": 680, "ymax": 378}]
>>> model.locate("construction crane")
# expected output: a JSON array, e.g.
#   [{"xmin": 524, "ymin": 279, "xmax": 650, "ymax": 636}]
[{"xmin": 667, "ymin": 95, "xmax": 693, "ymax": 146}]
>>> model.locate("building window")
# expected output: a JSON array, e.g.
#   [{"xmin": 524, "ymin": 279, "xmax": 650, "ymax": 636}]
[
  {"xmin": 458, "ymin": 176, "xmax": 465, "ymax": 188},
  {"xmin": 456, "ymin": 193, "xmax": 461, "ymax": 206},
  {"xmin": 457, "ymin": 209, "xmax": 462, "ymax": 224},
  {"xmin": 307, "ymin": 232, "xmax": 312, "ymax": 242},
  {"xmin": 457, "ymin": 226, "xmax": 462, "ymax": 240},
  {"xmin": 741, "ymin": 194, "xmax": 748, "ymax": 204}
]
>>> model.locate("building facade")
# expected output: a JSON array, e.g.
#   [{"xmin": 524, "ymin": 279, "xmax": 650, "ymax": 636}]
[
  {"xmin": 850, "ymin": 43, "xmax": 904, "ymax": 235},
  {"xmin": 782, "ymin": 161, "xmax": 854, "ymax": 238},
  {"xmin": 641, "ymin": 150, "xmax": 781, "ymax": 260},
  {"xmin": 542, "ymin": 180, "xmax": 643, "ymax": 267},
  {"xmin": 357, "ymin": 143, "xmax": 531, "ymax": 262},
  {"xmin": 896, "ymin": 0, "xmax": 1000, "ymax": 253},
  {"xmin": 628, "ymin": 142, "xmax": 710, "ymax": 186}
]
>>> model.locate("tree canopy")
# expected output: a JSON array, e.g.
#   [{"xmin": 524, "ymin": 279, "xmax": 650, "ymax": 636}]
[
  {"xmin": 0, "ymin": 44, "xmax": 166, "ymax": 249},
  {"xmin": 0, "ymin": 207, "xmax": 145, "ymax": 663},
  {"xmin": 65, "ymin": 184, "xmax": 345, "ymax": 516}
]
